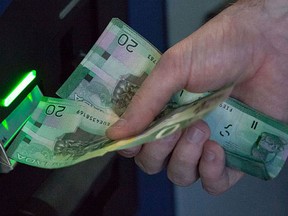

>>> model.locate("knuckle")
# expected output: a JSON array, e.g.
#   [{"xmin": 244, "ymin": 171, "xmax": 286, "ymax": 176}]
[
  {"xmin": 201, "ymin": 174, "xmax": 230, "ymax": 195},
  {"xmin": 145, "ymin": 167, "xmax": 162, "ymax": 175},
  {"xmin": 135, "ymin": 157, "xmax": 163, "ymax": 175},
  {"xmin": 168, "ymin": 172, "xmax": 197, "ymax": 187},
  {"xmin": 172, "ymin": 149, "xmax": 200, "ymax": 168},
  {"xmin": 179, "ymin": 158, "xmax": 199, "ymax": 168},
  {"xmin": 203, "ymin": 186, "xmax": 222, "ymax": 196},
  {"xmin": 141, "ymin": 162, "xmax": 163, "ymax": 175},
  {"xmin": 167, "ymin": 167, "xmax": 198, "ymax": 187}
]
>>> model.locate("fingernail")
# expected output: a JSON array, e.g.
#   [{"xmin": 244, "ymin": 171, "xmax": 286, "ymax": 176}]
[
  {"xmin": 203, "ymin": 150, "xmax": 215, "ymax": 161},
  {"xmin": 186, "ymin": 127, "xmax": 206, "ymax": 144},
  {"xmin": 111, "ymin": 118, "xmax": 127, "ymax": 129}
]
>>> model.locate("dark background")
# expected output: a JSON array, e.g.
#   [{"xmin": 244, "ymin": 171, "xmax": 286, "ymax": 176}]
[{"xmin": 0, "ymin": 1, "xmax": 173, "ymax": 215}]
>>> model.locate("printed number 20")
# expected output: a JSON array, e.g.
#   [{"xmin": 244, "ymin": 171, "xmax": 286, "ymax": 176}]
[
  {"xmin": 46, "ymin": 105, "xmax": 66, "ymax": 117},
  {"xmin": 118, "ymin": 34, "xmax": 138, "ymax": 53}
]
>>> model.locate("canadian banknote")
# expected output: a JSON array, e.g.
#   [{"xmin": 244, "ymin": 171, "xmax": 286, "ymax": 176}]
[
  {"xmin": 6, "ymin": 18, "xmax": 288, "ymax": 179},
  {"xmin": 7, "ymin": 85, "xmax": 229, "ymax": 168},
  {"xmin": 172, "ymin": 91, "xmax": 288, "ymax": 179},
  {"xmin": 205, "ymin": 98, "xmax": 288, "ymax": 179},
  {"xmin": 57, "ymin": 18, "xmax": 161, "ymax": 116},
  {"xmin": 6, "ymin": 97, "xmax": 118, "ymax": 168}
]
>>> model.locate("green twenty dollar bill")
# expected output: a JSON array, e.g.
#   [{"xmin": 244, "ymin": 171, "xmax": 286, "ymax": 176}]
[
  {"xmin": 57, "ymin": 18, "xmax": 161, "ymax": 116},
  {"xmin": 205, "ymin": 98, "xmax": 288, "ymax": 179},
  {"xmin": 7, "ymin": 86, "xmax": 229, "ymax": 168},
  {"xmin": 7, "ymin": 97, "xmax": 119, "ymax": 168},
  {"xmin": 172, "ymin": 89, "xmax": 288, "ymax": 179}
]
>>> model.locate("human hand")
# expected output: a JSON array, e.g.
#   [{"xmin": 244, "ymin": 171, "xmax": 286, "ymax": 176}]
[{"xmin": 106, "ymin": 0, "xmax": 288, "ymax": 195}]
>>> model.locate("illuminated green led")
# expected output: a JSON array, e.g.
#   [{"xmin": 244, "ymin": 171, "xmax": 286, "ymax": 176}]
[
  {"xmin": 1, "ymin": 70, "xmax": 36, "ymax": 107},
  {"xmin": 2, "ymin": 120, "xmax": 9, "ymax": 130},
  {"xmin": 10, "ymin": 159, "xmax": 17, "ymax": 167},
  {"xmin": 27, "ymin": 92, "xmax": 33, "ymax": 102}
]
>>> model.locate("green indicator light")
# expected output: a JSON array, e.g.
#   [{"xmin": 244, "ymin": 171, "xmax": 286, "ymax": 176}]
[
  {"xmin": 2, "ymin": 120, "xmax": 9, "ymax": 130},
  {"xmin": 27, "ymin": 92, "xmax": 33, "ymax": 102},
  {"xmin": 1, "ymin": 70, "xmax": 36, "ymax": 107},
  {"xmin": 10, "ymin": 159, "xmax": 17, "ymax": 167}
]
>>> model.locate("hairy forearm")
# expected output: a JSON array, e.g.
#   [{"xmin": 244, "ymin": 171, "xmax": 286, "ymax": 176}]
[
  {"xmin": 233, "ymin": 0, "xmax": 288, "ymax": 46},
  {"xmin": 224, "ymin": 0, "xmax": 288, "ymax": 44},
  {"xmin": 264, "ymin": 0, "xmax": 288, "ymax": 18},
  {"xmin": 236, "ymin": 0, "xmax": 288, "ymax": 18}
]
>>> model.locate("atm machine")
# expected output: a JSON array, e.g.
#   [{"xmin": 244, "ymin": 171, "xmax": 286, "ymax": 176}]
[{"xmin": 0, "ymin": 1, "xmax": 137, "ymax": 215}]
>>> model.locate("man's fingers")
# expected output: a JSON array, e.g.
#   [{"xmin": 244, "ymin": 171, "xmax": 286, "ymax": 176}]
[
  {"xmin": 167, "ymin": 121, "xmax": 210, "ymax": 186},
  {"xmin": 134, "ymin": 131, "xmax": 182, "ymax": 175},
  {"xmin": 199, "ymin": 141, "xmax": 244, "ymax": 195}
]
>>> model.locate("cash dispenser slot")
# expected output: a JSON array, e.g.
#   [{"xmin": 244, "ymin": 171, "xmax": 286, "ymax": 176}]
[
  {"xmin": 0, "ymin": 1, "xmax": 137, "ymax": 215},
  {"xmin": 0, "ymin": 70, "xmax": 41, "ymax": 173}
]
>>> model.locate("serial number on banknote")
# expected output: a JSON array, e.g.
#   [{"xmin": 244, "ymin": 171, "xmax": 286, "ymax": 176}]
[
  {"xmin": 219, "ymin": 103, "xmax": 233, "ymax": 112},
  {"xmin": 76, "ymin": 110, "xmax": 111, "ymax": 126},
  {"xmin": 148, "ymin": 54, "xmax": 158, "ymax": 64}
]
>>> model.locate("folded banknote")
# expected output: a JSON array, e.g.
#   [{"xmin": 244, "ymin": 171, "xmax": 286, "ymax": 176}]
[{"xmin": 7, "ymin": 18, "xmax": 288, "ymax": 179}]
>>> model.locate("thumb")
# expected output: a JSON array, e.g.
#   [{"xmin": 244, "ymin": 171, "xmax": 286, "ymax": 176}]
[{"xmin": 106, "ymin": 51, "xmax": 187, "ymax": 139}]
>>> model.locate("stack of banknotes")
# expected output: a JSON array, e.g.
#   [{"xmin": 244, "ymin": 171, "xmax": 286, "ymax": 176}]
[{"xmin": 7, "ymin": 18, "xmax": 288, "ymax": 180}]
